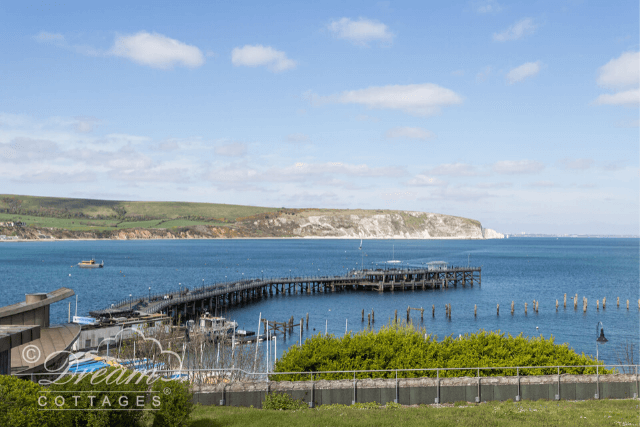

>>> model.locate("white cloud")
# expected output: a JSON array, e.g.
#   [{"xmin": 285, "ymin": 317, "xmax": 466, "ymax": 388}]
[
  {"xmin": 593, "ymin": 89, "xmax": 640, "ymax": 106},
  {"xmin": 476, "ymin": 65, "xmax": 492, "ymax": 82},
  {"xmin": 476, "ymin": 0, "xmax": 502, "ymax": 14},
  {"xmin": 424, "ymin": 163, "xmax": 481, "ymax": 176},
  {"xmin": 215, "ymin": 142, "xmax": 247, "ymax": 157},
  {"xmin": 493, "ymin": 18, "xmax": 537, "ymax": 42},
  {"xmin": 559, "ymin": 158, "xmax": 594, "ymax": 170},
  {"xmin": 492, "ymin": 160, "xmax": 544, "ymax": 174},
  {"xmin": 385, "ymin": 127, "xmax": 434, "ymax": 140},
  {"xmin": 109, "ymin": 32, "xmax": 205, "ymax": 69},
  {"xmin": 270, "ymin": 162, "xmax": 405, "ymax": 180},
  {"xmin": 597, "ymin": 51, "xmax": 640, "ymax": 89},
  {"xmin": 528, "ymin": 180, "xmax": 556, "ymax": 188},
  {"xmin": 231, "ymin": 45, "xmax": 296, "ymax": 72},
  {"xmin": 317, "ymin": 83, "xmax": 463, "ymax": 117},
  {"xmin": 12, "ymin": 170, "xmax": 96, "ymax": 184},
  {"xmin": 506, "ymin": 61, "xmax": 541, "ymax": 84},
  {"xmin": 73, "ymin": 116, "xmax": 100, "ymax": 133},
  {"xmin": 406, "ymin": 174, "xmax": 447, "ymax": 187},
  {"xmin": 327, "ymin": 17, "xmax": 394, "ymax": 46},
  {"xmin": 33, "ymin": 31, "xmax": 66, "ymax": 46},
  {"xmin": 286, "ymin": 133, "xmax": 309, "ymax": 143}
]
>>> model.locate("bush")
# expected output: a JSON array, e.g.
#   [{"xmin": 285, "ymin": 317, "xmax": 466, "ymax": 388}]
[
  {"xmin": 262, "ymin": 392, "xmax": 308, "ymax": 410},
  {"xmin": 0, "ymin": 375, "xmax": 56, "ymax": 427},
  {"xmin": 274, "ymin": 324, "xmax": 610, "ymax": 380},
  {"xmin": 47, "ymin": 366, "xmax": 149, "ymax": 427},
  {"xmin": 151, "ymin": 379, "xmax": 194, "ymax": 427}
]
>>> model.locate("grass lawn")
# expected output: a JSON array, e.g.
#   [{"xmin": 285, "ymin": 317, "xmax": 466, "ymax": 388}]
[
  {"xmin": 183, "ymin": 399, "xmax": 639, "ymax": 427},
  {"xmin": 0, "ymin": 213, "xmax": 114, "ymax": 231}
]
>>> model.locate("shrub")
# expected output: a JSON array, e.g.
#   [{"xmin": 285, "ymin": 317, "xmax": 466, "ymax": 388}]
[
  {"xmin": 46, "ymin": 366, "xmax": 150, "ymax": 427},
  {"xmin": 151, "ymin": 379, "xmax": 194, "ymax": 427},
  {"xmin": 262, "ymin": 392, "xmax": 308, "ymax": 410},
  {"xmin": 274, "ymin": 324, "xmax": 610, "ymax": 380},
  {"xmin": 0, "ymin": 375, "xmax": 56, "ymax": 427}
]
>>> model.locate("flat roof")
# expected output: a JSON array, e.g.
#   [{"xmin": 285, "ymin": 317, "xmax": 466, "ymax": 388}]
[{"xmin": 0, "ymin": 288, "xmax": 75, "ymax": 319}]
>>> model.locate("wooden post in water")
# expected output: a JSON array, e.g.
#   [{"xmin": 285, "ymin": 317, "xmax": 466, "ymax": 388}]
[
  {"xmin": 368, "ymin": 313, "xmax": 371, "ymax": 326},
  {"xmin": 394, "ymin": 309, "xmax": 397, "ymax": 324},
  {"xmin": 627, "ymin": 299, "xmax": 629, "ymax": 309},
  {"xmin": 536, "ymin": 301, "xmax": 539, "ymax": 313},
  {"xmin": 617, "ymin": 297, "xmax": 620, "ymax": 308},
  {"xmin": 474, "ymin": 304, "xmax": 477, "ymax": 317},
  {"xmin": 511, "ymin": 301, "xmax": 514, "ymax": 315},
  {"xmin": 556, "ymin": 299, "xmax": 558, "ymax": 311},
  {"xmin": 497, "ymin": 303, "xmax": 499, "ymax": 316},
  {"xmin": 372, "ymin": 309, "xmax": 374, "ymax": 322},
  {"xmin": 432, "ymin": 304, "xmax": 435, "ymax": 317},
  {"xmin": 306, "ymin": 313, "xmax": 309, "ymax": 328},
  {"xmin": 564, "ymin": 293, "xmax": 567, "ymax": 308},
  {"xmin": 574, "ymin": 294, "xmax": 578, "ymax": 310},
  {"xmin": 603, "ymin": 297, "xmax": 606, "ymax": 309},
  {"xmin": 421, "ymin": 307, "xmax": 424, "ymax": 321},
  {"xmin": 597, "ymin": 300, "xmax": 599, "ymax": 310},
  {"xmin": 525, "ymin": 302, "xmax": 527, "ymax": 315},
  {"xmin": 583, "ymin": 297, "xmax": 587, "ymax": 313},
  {"xmin": 362, "ymin": 309, "xmax": 364, "ymax": 322},
  {"xmin": 449, "ymin": 304, "xmax": 452, "ymax": 319},
  {"xmin": 407, "ymin": 306, "xmax": 410, "ymax": 322}
]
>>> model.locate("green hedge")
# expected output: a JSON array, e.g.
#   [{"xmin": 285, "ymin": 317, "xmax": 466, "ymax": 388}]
[
  {"xmin": 273, "ymin": 324, "xmax": 609, "ymax": 380},
  {"xmin": 0, "ymin": 367, "xmax": 194, "ymax": 427}
]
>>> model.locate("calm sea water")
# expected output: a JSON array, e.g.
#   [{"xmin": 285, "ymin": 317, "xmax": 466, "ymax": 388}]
[{"xmin": 0, "ymin": 238, "xmax": 638, "ymax": 365}]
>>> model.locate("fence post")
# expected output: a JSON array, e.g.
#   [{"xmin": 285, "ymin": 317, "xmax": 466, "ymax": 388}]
[
  {"xmin": 309, "ymin": 373, "xmax": 314, "ymax": 408},
  {"xmin": 556, "ymin": 366, "xmax": 560, "ymax": 400},
  {"xmin": 635, "ymin": 365, "xmax": 638, "ymax": 399},
  {"xmin": 595, "ymin": 365, "xmax": 599, "ymax": 399},
  {"xmin": 395, "ymin": 370, "xmax": 398, "ymax": 404},
  {"xmin": 435, "ymin": 368, "xmax": 440, "ymax": 404},
  {"xmin": 516, "ymin": 367, "xmax": 520, "ymax": 401},
  {"xmin": 476, "ymin": 368, "xmax": 480, "ymax": 403},
  {"xmin": 352, "ymin": 371, "xmax": 356, "ymax": 405}
]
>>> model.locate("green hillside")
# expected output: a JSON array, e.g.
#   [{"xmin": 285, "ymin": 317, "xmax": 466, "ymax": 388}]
[{"xmin": 0, "ymin": 194, "xmax": 280, "ymax": 223}]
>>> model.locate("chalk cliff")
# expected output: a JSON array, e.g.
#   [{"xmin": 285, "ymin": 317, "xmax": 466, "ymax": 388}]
[{"xmin": 0, "ymin": 209, "xmax": 503, "ymax": 240}]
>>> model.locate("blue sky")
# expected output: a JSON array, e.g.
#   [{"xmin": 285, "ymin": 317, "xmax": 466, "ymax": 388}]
[{"xmin": 0, "ymin": 1, "xmax": 638, "ymax": 235}]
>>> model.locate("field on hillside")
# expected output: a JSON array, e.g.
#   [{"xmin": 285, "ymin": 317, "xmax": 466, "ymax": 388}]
[{"xmin": 0, "ymin": 194, "xmax": 280, "ymax": 222}]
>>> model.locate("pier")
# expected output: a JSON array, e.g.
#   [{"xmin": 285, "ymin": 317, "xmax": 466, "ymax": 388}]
[{"xmin": 90, "ymin": 266, "xmax": 481, "ymax": 321}]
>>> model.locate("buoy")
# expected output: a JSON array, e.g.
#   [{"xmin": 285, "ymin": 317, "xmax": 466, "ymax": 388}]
[{"xmin": 69, "ymin": 274, "xmax": 71, "ymax": 277}]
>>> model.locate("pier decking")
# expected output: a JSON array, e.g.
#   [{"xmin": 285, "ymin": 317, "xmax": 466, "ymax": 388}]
[{"xmin": 89, "ymin": 266, "xmax": 481, "ymax": 321}]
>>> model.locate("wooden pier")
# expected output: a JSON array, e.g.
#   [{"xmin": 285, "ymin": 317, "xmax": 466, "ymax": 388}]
[{"xmin": 89, "ymin": 266, "xmax": 481, "ymax": 321}]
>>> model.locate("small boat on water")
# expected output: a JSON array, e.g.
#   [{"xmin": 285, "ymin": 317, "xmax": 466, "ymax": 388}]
[{"xmin": 78, "ymin": 259, "xmax": 104, "ymax": 269}]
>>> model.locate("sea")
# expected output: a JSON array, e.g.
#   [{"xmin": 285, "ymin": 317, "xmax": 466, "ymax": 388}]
[{"xmin": 0, "ymin": 238, "xmax": 638, "ymax": 366}]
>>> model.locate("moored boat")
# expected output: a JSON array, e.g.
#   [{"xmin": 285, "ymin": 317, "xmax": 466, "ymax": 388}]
[{"xmin": 78, "ymin": 259, "xmax": 104, "ymax": 268}]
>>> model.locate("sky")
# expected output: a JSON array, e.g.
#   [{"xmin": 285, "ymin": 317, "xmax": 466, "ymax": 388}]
[{"xmin": 0, "ymin": 1, "xmax": 638, "ymax": 235}]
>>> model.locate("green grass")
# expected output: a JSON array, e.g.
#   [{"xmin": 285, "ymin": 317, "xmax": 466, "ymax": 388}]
[
  {"xmin": 180, "ymin": 399, "xmax": 639, "ymax": 427},
  {"xmin": 0, "ymin": 213, "xmax": 114, "ymax": 231},
  {"xmin": 159, "ymin": 219, "xmax": 229, "ymax": 228},
  {"xmin": 0, "ymin": 194, "xmax": 280, "ymax": 222}
]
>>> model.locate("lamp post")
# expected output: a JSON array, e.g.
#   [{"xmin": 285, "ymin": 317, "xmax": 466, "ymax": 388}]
[
  {"xmin": 129, "ymin": 294, "xmax": 132, "ymax": 311},
  {"xmin": 596, "ymin": 321, "xmax": 608, "ymax": 361}
]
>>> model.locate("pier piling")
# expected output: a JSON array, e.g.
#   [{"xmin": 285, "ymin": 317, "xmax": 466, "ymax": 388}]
[
  {"xmin": 556, "ymin": 299, "xmax": 558, "ymax": 311},
  {"xmin": 564, "ymin": 293, "xmax": 567, "ymax": 308},
  {"xmin": 627, "ymin": 299, "xmax": 629, "ymax": 309},
  {"xmin": 597, "ymin": 300, "xmax": 599, "ymax": 310},
  {"xmin": 474, "ymin": 304, "xmax": 477, "ymax": 317},
  {"xmin": 603, "ymin": 297, "xmax": 606, "ymax": 309},
  {"xmin": 617, "ymin": 297, "xmax": 620, "ymax": 308},
  {"xmin": 574, "ymin": 294, "xmax": 578, "ymax": 310},
  {"xmin": 497, "ymin": 303, "xmax": 499, "ymax": 316},
  {"xmin": 394, "ymin": 309, "xmax": 397, "ymax": 323},
  {"xmin": 362, "ymin": 309, "xmax": 364, "ymax": 322},
  {"xmin": 525, "ymin": 302, "xmax": 527, "ymax": 315},
  {"xmin": 511, "ymin": 301, "xmax": 514, "ymax": 315}
]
